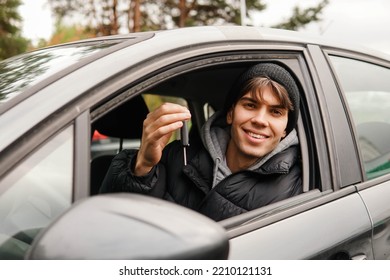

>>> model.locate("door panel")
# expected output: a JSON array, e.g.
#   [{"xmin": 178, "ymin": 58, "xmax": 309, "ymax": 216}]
[
  {"xmin": 228, "ymin": 193, "xmax": 372, "ymax": 259},
  {"xmin": 358, "ymin": 180, "xmax": 390, "ymax": 259}
]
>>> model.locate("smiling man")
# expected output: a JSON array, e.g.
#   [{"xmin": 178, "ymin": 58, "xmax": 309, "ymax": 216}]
[
  {"xmin": 226, "ymin": 77, "xmax": 292, "ymax": 172},
  {"xmin": 100, "ymin": 63, "xmax": 303, "ymax": 221}
]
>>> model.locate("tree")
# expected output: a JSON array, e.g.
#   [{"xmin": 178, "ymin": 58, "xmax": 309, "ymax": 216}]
[
  {"xmin": 48, "ymin": 23, "xmax": 96, "ymax": 45},
  {"xmin": 159, "ymin": 0, "xmax": 265, "ymax": 28},
  {"xmin": 0, "ymin": 0, "xmax": 29, "ymax": 60},
  {"xmin": 272, "ymin": 0, "xmax": 329, "ymax": 31},
  {"xmin": 47, "ymin": 0, "xmax": 329, "ymax": 36}
]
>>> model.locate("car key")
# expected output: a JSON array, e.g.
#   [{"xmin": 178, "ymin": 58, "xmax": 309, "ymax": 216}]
[{"xmin": 180, "ymin": 121, "xmax": 190, "ymax": 165}]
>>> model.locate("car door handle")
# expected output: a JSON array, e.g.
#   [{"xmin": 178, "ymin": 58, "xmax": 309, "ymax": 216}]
[{"xmin": 351, "ymin": 254, "xmax": 367, "ymax": 260}]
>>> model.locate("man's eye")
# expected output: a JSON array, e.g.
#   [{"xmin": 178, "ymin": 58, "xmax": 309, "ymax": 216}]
[
  {"xmin": 271, "ymin": 109, "xmax": 285, "ymax": 116},
  {"xmin": 244, "ymin": 102, "xmax": 256, "ymax": 109},
  {"xmin": 272, "ymin": 109, "xmax": 281, "ymax": 114}
]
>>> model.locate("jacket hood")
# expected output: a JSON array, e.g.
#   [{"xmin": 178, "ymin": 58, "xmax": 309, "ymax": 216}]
[{"xmin": 201, "ymin": 111, "xmax": 299, "ymax": 187}]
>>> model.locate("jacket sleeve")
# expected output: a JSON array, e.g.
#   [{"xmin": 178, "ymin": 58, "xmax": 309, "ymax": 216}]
[{"xmin": 99, "ymin": 149, "xmax": 167, "ymax": 198}]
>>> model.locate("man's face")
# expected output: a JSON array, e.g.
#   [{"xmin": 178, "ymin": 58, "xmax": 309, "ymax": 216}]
[{"xmin": 226, "ymin": 86, "xmax": 288, "ymax": 171}]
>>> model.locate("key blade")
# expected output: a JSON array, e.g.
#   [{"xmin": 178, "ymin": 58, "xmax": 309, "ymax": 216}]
[{"xmin": 183, "ymin": 146, "xmax": 187, "ymax": 166}]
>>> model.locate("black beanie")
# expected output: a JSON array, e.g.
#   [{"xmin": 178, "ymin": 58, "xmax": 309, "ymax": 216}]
[{"xmin": 224, "ymin": 63, "xmax": 300, "ymax": 134}]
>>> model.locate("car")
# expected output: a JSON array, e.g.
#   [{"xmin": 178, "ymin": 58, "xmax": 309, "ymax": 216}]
[{"xmin": 1, "ymin": 26, "xmax": 390, "ymax": 260}]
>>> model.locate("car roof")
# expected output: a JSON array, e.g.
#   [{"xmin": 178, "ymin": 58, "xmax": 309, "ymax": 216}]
[
  {"xmin": 80, "ymin": 25, "xmax": 390, "ymax": 60},
  {"xmin": 1, "ymin": 25, "xmax": 388, "ymax": 109},
  {"xmin": 1, "ymin": 26, "xmax": 389, "ymax": 154}
]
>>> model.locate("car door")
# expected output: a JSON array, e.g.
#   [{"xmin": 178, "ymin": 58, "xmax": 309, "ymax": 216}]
[
  {"xmin": 225, "ymin": 45, "xmax": 374, "ymax": 259},
  {"xmin": 0, "ymin": 125, "xmax": 74, "ymax": 259},
  {"xmin": 87, "ymin": 43, "xmax": 372, "ymax": 259},
  {"xmin": 327, "ymin": 53, "xmax": 390, "ymax": 260},
  {"xmin": 83, "ymin": 37, "xmax": 377, "ymax": 259},
  {"xmin": 2, "ymin": 27, "xmax": 382, "ymax": 260},
  {"xmin": 0, "ymin": 38, "xmax": 134, "ymax": 259}
]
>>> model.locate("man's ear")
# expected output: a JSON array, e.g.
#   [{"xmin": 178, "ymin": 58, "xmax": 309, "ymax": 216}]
[
  {"xmin": 282, "ymin": 130, "xmax": 287, "ymax": 138},
  {"xmin": 226, "ymin": 109, "xmax": 233, "ymax": 124}
]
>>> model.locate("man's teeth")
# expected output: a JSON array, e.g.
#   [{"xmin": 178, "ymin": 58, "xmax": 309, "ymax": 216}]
[{"xmin": 248, "ymin": 132, "xmax": 266, "ymax": 139}]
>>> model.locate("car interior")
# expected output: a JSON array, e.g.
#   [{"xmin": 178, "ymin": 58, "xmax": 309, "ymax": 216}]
[
  {"xmin": 90, "ymin": 63, "xmax": 247, "ymax": 193},
  {"xmin": 90, "ymin": 95, "xmax": 149, "ymax": 195}
]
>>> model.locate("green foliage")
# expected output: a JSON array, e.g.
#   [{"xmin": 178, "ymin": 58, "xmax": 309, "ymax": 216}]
[
  {"xmin": 48, "ymin": 0, "xmax": 126, "ymax": 36},
  {"xmin": 272, "ymin": 0, "xmax": 329, "ymax": 31},
  {"xmin": 0, "ymin": 0, "xmax": 28, "ymax": 60},
  {"xmin": 45, "ymin": 0, "xmax": 329, "ymax": 39},
  {"xmin": 45, "ymin": 0, "xmax": 288, "ymax": 35},
  {"xmin": 49, "ymin": 22, "xmax": 96, "ymax": 45},
  {"xmin": 161, "ymin": 0, "xmax": 266, "ymax": 27}
]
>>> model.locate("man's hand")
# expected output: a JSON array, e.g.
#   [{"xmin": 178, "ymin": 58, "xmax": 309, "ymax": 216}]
[{"xmin": 133, "ymin": 103, "xmax": 191, "ymax": 176}]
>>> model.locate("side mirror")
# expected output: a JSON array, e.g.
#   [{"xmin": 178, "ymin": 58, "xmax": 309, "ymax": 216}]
[{"xmin": 25, "ymin": 194, "xmax": 229, "ymax": 259}]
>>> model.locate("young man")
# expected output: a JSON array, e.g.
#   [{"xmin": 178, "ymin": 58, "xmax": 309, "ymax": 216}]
[{"xmin": 100, "ymin": 63, "xmax": 302, "ymax": 221}]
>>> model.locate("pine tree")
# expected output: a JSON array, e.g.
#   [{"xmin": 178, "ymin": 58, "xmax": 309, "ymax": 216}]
[{"xmin": 0, "ymin": 0, "xmax": 29, "ymax": 60}]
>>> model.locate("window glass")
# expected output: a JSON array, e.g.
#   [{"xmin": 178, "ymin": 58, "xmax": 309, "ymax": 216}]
[
  {"xmin": 0, "ymin": 127, "xmax": 73, "ymax": 259},
  {"xmin": 330, "ymin": 56, "xmax": 390, "ymax": 179},
  {"xmin": 0, "ymin": 41, "xmax": 119, "ymax": 105}
]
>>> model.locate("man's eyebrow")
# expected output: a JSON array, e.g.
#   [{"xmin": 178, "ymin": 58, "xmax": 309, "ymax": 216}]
[
  {"xmin": 270, "ymin": 104, "xmax": 288, "ymax": 110},
  {"xmin": 239, "ymin": 96, "xmax": 287, "ymax": 109},
  {"xmin": 239, "ymin": 96, "xmax": 257, "ymax": 103}
]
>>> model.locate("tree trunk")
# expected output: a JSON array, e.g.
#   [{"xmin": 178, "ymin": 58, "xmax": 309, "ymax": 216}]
[
  {"xmin": 112, "ymin": 0, "xmax": 119, "ymax": 34},
  {"xmin": 179, "ymin": 0, "xmax": 186, "ymax": 27},
  {"xmin": 133, "ymin": 0, "xmax": 141, "ymax": 32}
]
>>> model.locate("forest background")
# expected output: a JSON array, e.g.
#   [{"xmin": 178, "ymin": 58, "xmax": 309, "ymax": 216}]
[{"xmin": 1, "ymin": 0, "xmax": 329, "ymax": 60}]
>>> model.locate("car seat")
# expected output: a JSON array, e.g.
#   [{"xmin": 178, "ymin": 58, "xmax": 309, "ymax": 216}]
[{"xmin": 90, "ymin": 95, "xmax": 149, "ymax": 195}]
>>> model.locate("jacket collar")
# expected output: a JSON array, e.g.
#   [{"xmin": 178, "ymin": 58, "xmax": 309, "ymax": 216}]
[{"xmin": 200, "ymin": 110, "xmax": 299, "ymax": 186}]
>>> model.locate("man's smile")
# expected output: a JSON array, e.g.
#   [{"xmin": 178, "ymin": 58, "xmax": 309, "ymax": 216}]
[{"xmin": 246, "ymin": 130, "xmax": 269, "ymax": 140}]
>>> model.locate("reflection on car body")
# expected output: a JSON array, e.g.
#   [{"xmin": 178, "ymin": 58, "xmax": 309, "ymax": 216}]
[{"xmin": 0, "ymin": 26, "xmax": 390, "ymax": 260}]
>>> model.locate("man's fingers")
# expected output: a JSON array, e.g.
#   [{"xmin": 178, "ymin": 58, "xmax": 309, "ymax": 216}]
[
  {"xmin": 134, "ymin": 102, "xmax": 191, "ymax": 176},
  {"xmin": 143, "ymin": 103, "xmax": 191, "ymax": 140}
]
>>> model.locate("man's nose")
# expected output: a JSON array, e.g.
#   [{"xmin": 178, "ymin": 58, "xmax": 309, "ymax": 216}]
[{"xmin": 251, "ymin": 108, "xmax": 269, "ymax": 126}]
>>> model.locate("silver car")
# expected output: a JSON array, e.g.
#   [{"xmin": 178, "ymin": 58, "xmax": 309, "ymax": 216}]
[{"xmin": 1, "ymin": 26, "xmax": 390, "ymax": 260}]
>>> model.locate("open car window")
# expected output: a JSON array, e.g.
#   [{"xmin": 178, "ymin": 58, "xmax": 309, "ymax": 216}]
[{"xmin": 89, "ymin": 56, "xmax": 319, "ymax": 225}]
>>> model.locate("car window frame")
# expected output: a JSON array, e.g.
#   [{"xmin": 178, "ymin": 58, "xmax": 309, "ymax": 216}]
[
  {"xmin": 324, "ymin": 48, "xmax": 390, "ymax": 188},
  {"xmin": 88, "ymin": 49, "xmax": 328, "ymax": 230},
  {"xmin": 307, "ymin": 45, "xmax": 364, "ymax": 190}
]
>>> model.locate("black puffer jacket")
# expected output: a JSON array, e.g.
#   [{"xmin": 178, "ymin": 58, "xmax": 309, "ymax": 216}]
[{"xmin": 100, "ymin": 136, "xmax": 302, "ymax": 221}]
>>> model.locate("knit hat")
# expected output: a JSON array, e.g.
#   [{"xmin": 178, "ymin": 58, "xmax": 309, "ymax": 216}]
[{"xmin": 223, "ymin": 63, "xmax": 300, "ymax": 134}]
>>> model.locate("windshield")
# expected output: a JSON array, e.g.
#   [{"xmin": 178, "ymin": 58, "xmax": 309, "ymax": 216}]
[{"xmin": 0, "ymin": 41, "xmax": 120, "ymax": 106}]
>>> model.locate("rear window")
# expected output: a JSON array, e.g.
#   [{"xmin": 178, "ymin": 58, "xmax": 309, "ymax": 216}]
[{"xmin": 330, "ymin": 55, "xmax": 390, "ymax": 179}]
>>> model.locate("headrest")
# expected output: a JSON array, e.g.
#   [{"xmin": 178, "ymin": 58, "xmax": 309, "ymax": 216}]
[{"xmin": 94, "ymin": 95, "xmax": 148, "ymax": 139}]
